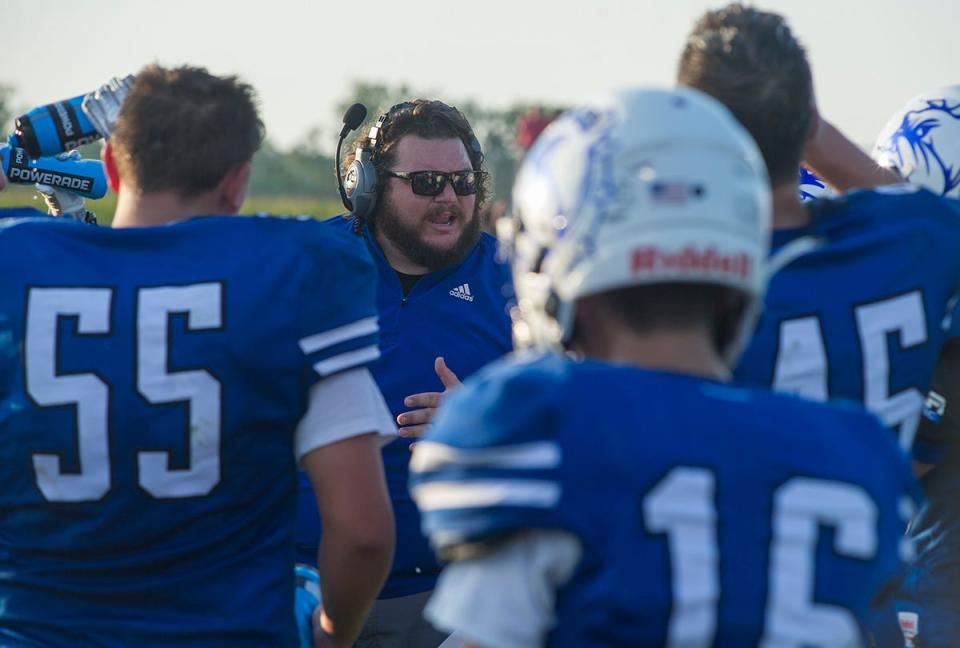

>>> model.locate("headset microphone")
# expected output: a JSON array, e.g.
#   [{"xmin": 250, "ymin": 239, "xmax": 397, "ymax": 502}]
[
  {"xmin": 336, "ymin": 103, "xmax": 368, "ymax": 211},
  {"xmin": 340, "ymin": 103, "xmax": 367, "ymax": 138}
]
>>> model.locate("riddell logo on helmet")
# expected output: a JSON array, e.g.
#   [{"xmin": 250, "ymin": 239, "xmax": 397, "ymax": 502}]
[{"xmin": 631, "ymin": 247, "xmax": 751, "ymax": 279}]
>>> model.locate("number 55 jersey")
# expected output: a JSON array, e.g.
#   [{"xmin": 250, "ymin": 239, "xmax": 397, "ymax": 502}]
[
  {"xmin": 0, "ymin": 214, "xmax": 387, "ymax": 647},
  {"xmin": 411, "ymin": 354, "xmax": 919, "ymax": 647}
]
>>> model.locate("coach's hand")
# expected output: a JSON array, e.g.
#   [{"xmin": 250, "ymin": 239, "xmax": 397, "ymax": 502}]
[{"xmin": 397, "ymin": 357, "xmax": 462, "ymax": 438}]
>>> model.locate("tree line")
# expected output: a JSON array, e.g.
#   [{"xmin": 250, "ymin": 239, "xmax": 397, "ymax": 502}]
[{"xmin": 0, "ymin": 81, "xmax": 563, "ymax": 206}]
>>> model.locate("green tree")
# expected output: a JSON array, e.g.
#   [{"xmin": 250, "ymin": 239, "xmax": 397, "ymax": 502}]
[
  {"xmin": 334, "ymin": 81, "xmax": 418, "ymax": 131},
  {"xmin": 249, "ymin": 139, "xmax": 339, "ymax": 199}
]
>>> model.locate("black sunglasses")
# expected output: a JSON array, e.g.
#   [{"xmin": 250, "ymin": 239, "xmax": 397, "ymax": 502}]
[{"xmin": 383, "ymin": 170, "xmax": 484, "ymax": 197}]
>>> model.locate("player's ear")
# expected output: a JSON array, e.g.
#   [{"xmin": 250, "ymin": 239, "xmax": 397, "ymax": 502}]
[
  {"xmin": 102, "ymin": 141, "xmax": 121, "ymax": 193},
  {"xmin": 218, "ymin": 161, "xmax": 252, "ymax": 214}
]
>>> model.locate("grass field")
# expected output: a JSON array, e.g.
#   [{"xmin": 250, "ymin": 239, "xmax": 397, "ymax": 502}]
[{"xmin": 0, "ymin": 186, "xmax": 344, "ymax": 225}]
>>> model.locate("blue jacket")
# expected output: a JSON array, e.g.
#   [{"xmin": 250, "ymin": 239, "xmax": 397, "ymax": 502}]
[{"xmin": 296, "ymin": 216, "xmax": 513, "ymax": 597}]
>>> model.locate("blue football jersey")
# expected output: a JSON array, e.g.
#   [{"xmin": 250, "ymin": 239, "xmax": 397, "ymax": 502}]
[
  {"xmin": 735, "ymin": 187, "xmax": 960, "ymax": 450},
  {"xmin": 0, "ymin": 214, "xmax": 379, "ymax": 647},
  {"xmin": 413, "ymin": 353, "xmax": 918, "ymax": 647}
]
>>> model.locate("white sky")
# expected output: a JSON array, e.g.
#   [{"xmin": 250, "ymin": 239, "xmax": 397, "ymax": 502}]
[{"xmin": 5, "ymin": 0, "xmax": 956, "ymax": 150}]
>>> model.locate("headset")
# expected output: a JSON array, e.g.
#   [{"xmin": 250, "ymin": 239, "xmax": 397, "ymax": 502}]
[{"xmin": 335, "ymin": 101, "xmax": 483, "ymax": 222}]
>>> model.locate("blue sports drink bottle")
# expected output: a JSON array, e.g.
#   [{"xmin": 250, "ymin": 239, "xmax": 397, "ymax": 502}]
[
  {"xmin": 8, "ymin": 94, "xmax": 102, "ymax": 158},
  {"xmin": 0, "ymin": 145, "xmax": 108, "ymax": 199}
]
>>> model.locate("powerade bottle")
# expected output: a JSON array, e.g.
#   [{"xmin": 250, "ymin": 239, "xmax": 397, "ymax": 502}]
[
  {"xmin": 0, "ymin": 145, "xmax": 108, "ymax": 199},
  {"xmin": 8, "ymin": 95, "xmax": 102, "ymax": 158}
]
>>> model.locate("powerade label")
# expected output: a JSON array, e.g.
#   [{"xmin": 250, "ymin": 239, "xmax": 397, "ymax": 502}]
[
  {"xmin": 54, "ymin": 102, "xmax": 76, "ymax": 137},
  {"xmin": 7, "ymin": 166, "xmax": 94, "ymax": 194},
  {"xmin": 49, "ymin": 100, "xmax": 99, "ymax": 152},
  {"xmin": 7, "ymin": 147, "xmax": 94, "ymax": 194}
]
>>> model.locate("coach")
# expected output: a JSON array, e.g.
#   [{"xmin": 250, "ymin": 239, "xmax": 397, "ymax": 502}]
[{"xmin": 296, "ymin": 99, "xmax": 513, "ymax": 648}]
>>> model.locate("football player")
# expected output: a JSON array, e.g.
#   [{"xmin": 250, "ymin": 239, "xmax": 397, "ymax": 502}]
[
  {"xmin": 0, "ymin": 66, "xmax": 395, "ymax": 648},
  {"xmin": 873, "ymin": 85, "xmax": 960, "ymax": 647},
  {"xmin": 678, "ymin": 5, "xmax": 960, "ymax": 457},
  {"xmin": 409, "ymin": 86, "xmax": 919, "ymax": 646}
]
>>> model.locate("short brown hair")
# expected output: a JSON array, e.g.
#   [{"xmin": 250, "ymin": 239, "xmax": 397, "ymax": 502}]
[
  {"xmin": 342, "ymin": 99, "xmax": 488, "ymax": 230},
  {"xmin": 111, "ymin": 65, "xmax": 264, "ymax": 196},
  {"xmin": 677, "ymin": 4, "xmax": 812, "ymax": 185}
]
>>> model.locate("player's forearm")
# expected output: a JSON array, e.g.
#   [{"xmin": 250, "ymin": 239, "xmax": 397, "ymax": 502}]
[
  {"xmin": 316, "ymin": 526, "xmax": 393, "ymax": 645},
  {"xmin": 804, "ymin": 118, "xmax": 901, "ymax": 190},
  {"xmin": 302, "ymin": 430, "xmax": 394, "ymax": 646}
]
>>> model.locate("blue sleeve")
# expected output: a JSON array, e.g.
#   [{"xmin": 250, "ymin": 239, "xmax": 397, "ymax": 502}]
[
  {"xmin": 410, "ymin": 355, "xmax": 566, "ymax": 560},
  {"xmin": 294, "ymin": 221, "xmax": 380, "ymax": 383}
]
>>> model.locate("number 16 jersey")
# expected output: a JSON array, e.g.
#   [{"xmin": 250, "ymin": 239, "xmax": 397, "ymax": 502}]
[{"xmin": 413, "ymin": 354, "xmax": 919, "ymax": 646}]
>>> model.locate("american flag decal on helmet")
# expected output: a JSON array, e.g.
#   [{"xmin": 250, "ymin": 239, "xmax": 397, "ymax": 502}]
[{"xmin": 650, "ymin": 181, "xmax": 705, "ymax": 204}]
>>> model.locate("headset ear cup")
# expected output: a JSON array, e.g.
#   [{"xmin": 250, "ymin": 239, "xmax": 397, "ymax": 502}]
[
  {"xmin": 470, "ymin": 136, "xmax": 482, "ymax": 159},
  {"xmin": 468, "ymin": 136, "xmax": 483, "ymax": 171},
  {"xmin": 344, "ymin": 149, "xmax": 379, "ymax": 220}
]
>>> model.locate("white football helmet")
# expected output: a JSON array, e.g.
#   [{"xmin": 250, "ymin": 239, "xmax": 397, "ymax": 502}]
[
  {"xmin": 499, "ymin": 86, "xmax": 771, "ymax": 360},
  {"xmin": 873, "ymin": 85, "xmax": 960, "ymax": 198}
]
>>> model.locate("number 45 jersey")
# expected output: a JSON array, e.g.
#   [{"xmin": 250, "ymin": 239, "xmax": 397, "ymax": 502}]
[
  {"xmin": 0, "ymin": 215, "xmax": 381, "ymax": 647},
  {"xmin": 735, "ymin": 187, "xmax": 960, "ymax": 450},
  {"xmin": 412, "ymin": 354, "xmax": 919, "ymax": 647}
]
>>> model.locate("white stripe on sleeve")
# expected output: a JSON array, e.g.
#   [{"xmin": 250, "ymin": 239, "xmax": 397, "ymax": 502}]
[
  {"xmin": 413, "ymin": 479, "xmax": 561, "ymax": 512},
  {"xmin": 312, "ymin": 344, "xmax": 380, "ymax": 377},
  {"xmin": 298, "ymin": 316, "xmax": 379, "ymax": 355},
  {"xmin": 410, "ymin": 441, "xmax": 561, "ymax": 473}
]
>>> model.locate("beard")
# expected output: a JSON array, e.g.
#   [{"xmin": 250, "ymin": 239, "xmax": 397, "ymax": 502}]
[{"xmin": 373, "ymin": 198, "xmax": 481, "ymax": 272}]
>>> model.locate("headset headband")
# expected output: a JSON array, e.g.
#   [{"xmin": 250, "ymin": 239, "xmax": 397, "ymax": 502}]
[{"xmin": 367, "ymin": 101, "xmax": 482, "ymax": 160}]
